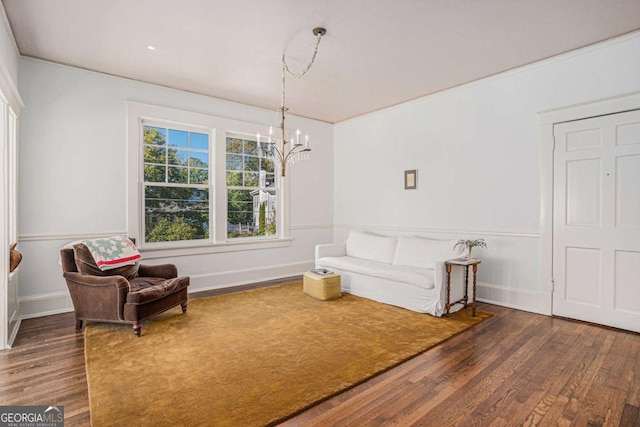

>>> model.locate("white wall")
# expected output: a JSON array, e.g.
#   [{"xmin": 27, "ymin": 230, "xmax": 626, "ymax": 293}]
[
  {"xmin": 333, "ymin": 32, "xmax": 640, "ymax": 314},
  {"xmin": 17, "ymin": 58, "xmax": 333, "ymax": 318}
]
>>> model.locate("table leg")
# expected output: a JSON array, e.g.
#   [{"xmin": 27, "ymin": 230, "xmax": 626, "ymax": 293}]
[
  {"xmin": 463, "ymin": 265, "xmax": 469, "ymax": 308},
  {"xmin": 445, "ymin": 264, "xmax": 452, "ymax": 316},
  {"xmin": 472, "ymin": 264, "xmax": 478, "ymax": 316}
]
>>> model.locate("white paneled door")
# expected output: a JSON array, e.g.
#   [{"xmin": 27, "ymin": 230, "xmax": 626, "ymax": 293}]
[{"xmin": 553, "ymin": 110, "xmax": 640, "ymax": 332}]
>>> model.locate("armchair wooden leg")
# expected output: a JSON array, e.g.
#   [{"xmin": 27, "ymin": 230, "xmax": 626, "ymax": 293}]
[
  {"xmin": 75, "ymin": 319, "xmax": 84, "ymax": 332},
  {"xmin": 133, "ymin": 323, "xmax": 142, "ymax": 337},
  {"xmin": 181, "ymin": 301, "xmax": 188, "ymax": 314}
]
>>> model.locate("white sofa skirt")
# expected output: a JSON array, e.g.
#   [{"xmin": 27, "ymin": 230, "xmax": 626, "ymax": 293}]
[
  {"xmin": 316, "ymin": 241, "xmax": 473, "ymax": 317},
  {"xmin": 316, "ymin": 259, "xmax": 470, "ymax": 317}
]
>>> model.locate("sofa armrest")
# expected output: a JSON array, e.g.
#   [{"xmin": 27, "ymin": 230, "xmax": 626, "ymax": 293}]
[
  {"xmin": 315, "ymin": 242, "xmax": 347, "ymax": 261},
  {"xmin": 138, "ymin": 263, "xmax": 178, "ymax": 279}
]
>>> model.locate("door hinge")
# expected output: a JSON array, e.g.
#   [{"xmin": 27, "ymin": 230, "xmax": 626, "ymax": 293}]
[{"xmin": 550, "ymin": 278, "xmax": 555, "ymax": 292}]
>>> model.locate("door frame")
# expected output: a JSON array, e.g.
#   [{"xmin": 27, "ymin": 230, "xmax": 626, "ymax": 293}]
[{"xmin": 538, "ymin": 91, "xmax": 640, "ymax": 315}]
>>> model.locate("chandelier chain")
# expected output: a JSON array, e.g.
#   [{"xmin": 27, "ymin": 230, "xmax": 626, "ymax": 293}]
[
  {"xmin": 282, "ymin": 31, "xmax": 324, "ymax": 79},
  {"xmin": 259, "ymin": 27, "xmax": 326, "ymax": 178},
  {"xmin": 280, "ymin": 31, "xmax": 324, "ymax": 110}
]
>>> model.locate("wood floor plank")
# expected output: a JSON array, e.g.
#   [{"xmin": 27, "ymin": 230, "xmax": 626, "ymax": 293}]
[
  {"xmin": 368, "ymin": 315, "xmax": 535, "ymax": 426},
  {"xmin": 407, "ymin": 316, "xmax": 557, "ymax": 426},
  {"xmin": 619, "ymin": 404, "xmax": 640, "ymax": 427},
  {"xmin": 474, "ymin": 318, "xmax": 602, "ymax": 425},
  {"xmin": 1, "ymin": 289, "xmax": 639, "ymax": 427}
]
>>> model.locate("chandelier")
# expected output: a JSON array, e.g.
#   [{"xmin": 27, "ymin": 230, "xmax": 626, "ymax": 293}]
[{"xmin": 257, "ymin": 27, "xmax": 326, "ymax": 177}]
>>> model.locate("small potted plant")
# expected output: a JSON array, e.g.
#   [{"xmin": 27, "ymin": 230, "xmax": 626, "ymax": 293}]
[{"xmin": 454, "ymin": 238, "xmax": 487, "ymax": 260}]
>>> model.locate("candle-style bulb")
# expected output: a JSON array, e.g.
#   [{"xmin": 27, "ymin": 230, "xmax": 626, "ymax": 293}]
[
  {"xmin": 305, "ymin": 134, "xmax": 309, "ymax": 149},
  {"xmin": 296, "ymin": 129, "xmax": 301, "ymax": 145}
]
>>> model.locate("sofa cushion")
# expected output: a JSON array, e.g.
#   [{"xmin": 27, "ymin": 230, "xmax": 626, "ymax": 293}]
[
  {"xmin": 318, "ymin": 256, "xmax": 435, "ymax": 289},
  {"xmin": 73, "ymin": 243, "xmax": 139, "ymax": 280},
  {"xmin": 127, "ymin": 276, "xmax": 189, "ymax": 305},
  {"xmin": 392, "ymin": 236, "xmax": 464, "ymax": 269},
  {"xmin": 346, "ymin": 231, "xmax": 398, "ymax": 264}
]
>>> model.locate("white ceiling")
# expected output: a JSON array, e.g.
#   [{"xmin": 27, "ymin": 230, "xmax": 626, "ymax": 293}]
[{"xmin": 3, "ymin": 0, "xmax": 640, "ymax": 123}]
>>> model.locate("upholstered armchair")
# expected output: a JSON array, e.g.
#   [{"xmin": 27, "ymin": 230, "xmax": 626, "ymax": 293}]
[{"xmin": 60, "ymin": 240, "xmax": 189, "ymax": 337}]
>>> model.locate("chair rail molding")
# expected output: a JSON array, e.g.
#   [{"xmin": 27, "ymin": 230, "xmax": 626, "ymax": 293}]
[{"xmin": 333, "ymin": 224, "xmax": 540, "ymax": 239}]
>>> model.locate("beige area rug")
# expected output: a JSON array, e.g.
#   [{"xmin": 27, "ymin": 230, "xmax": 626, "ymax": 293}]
[{"xmin": 84, "ymin": 282, "xmax": 492, "ymax": 426}]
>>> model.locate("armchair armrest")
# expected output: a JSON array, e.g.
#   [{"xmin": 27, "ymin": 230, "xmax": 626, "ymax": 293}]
[
  {"xmin": 63, "ymin": 271, "xmax": 130, "ymax": 288},
  {"xmin": 63, "ymin": 272, "xmax": 129, "ymax": 321},
  {"xmin": 138, "ymin": 263, "xmax": 178, "ymax": 279},
  {"xmin": 315, "ymin": 242, "xmax": 347, "ymax": 261}
]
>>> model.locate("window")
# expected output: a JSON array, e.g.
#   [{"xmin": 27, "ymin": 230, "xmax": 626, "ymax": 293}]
[
  {"xmin": 226, "ymin": 136, "xmax": 277, "ymax": 238},
  {"xmin": 142, "ymin": 123, "xmax": 211, "ymax": 244},
  {"xmin": 127, "ymin": 101, "xmax": 291, "ymax": 255}
]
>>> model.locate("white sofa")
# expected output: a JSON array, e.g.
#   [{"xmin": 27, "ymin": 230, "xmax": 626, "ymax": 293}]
[{"xmin": 315, "ymin": 231, "xmax": 471, "ymax": 316}]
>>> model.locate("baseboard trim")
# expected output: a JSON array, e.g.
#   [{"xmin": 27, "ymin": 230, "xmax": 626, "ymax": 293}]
[
  {"xmin": 19, "ymin": 291, "xmax": 74, "ymax": 320},
  {"xmin": 6, "ymin": 318, "xmax": 21, "ymax": 348},
  {"xmin": 17, "ymin": 261, "xmax": 315, "ymax": 319},
  {"xmin": 18, "ymin": 268, "xmax": 549, "ymax": 320},
  {"xmin": 477, "ymin": 282, "xmax": 551, "ymax": 315},
  {"xmin": 189, "ymin": 261, "xmax": 314, "ymax": 293}
]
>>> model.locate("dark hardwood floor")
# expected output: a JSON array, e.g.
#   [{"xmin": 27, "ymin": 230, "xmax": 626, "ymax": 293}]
[{"xmin": 1, "ymin": 281, "xmax": 639, "ymax": 426}]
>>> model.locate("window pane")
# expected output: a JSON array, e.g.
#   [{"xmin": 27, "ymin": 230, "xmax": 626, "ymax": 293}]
[
  {"xmin": 145, "ymin": 186, "xmax": 209, "ymax": 242},
  {"xmin": 245, "ymin": 140, "xmax": 258, "ymax": 155},
  {"xmin": 226, "ymin": 171, "xmax": 243, "ymax": 186},
  {"xmin": 189, "ymin": 151, "xmax": 208, "ymax": 168},
  {"xmin": 226, "ymin": 138, "xmax": 243, "ymax": 154},
  {"xmin": 244, "ymin": 172, "xmax": 259, "ymax": 187},
  {"xmin": 144, "ymin": 126, "xmax": 166, "ymax": 146},
  {"xmin": 227, "ymin": 189, "xmax": 253, "ymax": 237},
  {"xmin": 265, "ymin": 173, "xmax": 275, "ymax": 188},
  {"xmin": 245, "ymin": 156, "xmax": 259, "ymax": 171},
  {"xmin": 256, "ymin": 189, "xmax": 277, "ymax": 236},
  {"xmin": 168, "ymin": 148, "xmax": 188, "ymax": 166},
  {"xmin": 227, "ymin": 189, "xmax": 277, "ymax": 238},
  {"xmin": 190, "ymin": 132, "xmax": 209, "ymax": 150},
  {"xmin": 168, "ymin": 166, "xmax": 188, "ymax": 183},
  {"xmin": 168, "ymin": 129, "xmax": 188, "ymax": 148},
  {"xmin": 144, "ymin": 145, "xmax": 166, "ymax": 164},
  {"xmin": 144, "ymin": 165, "xmax": 165, "ymax": 182},
  {"xmin": 190, "ymin": 168, "xmax": 208, "ymax": 184},
  {"xmin": 226, "ymin": 154, "xmax": 242, "ymax": 171},
  {"xmin": 261, "ymin": 157, "xmax": 274, "ymax": 173}
]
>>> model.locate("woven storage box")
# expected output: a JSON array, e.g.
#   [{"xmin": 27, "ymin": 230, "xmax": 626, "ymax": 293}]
[{"xmin": 303, "ymin": 272, "xmax": 342, "ymax": 301}]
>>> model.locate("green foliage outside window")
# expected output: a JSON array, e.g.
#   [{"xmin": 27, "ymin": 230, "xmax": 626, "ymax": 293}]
[
  {"xmin": 226, "ymin": 137, "xmax": 277, "ymax": 238},
  {"xmin": 143, "ymin": 125, "xmax": 210, "ymax": 243}
]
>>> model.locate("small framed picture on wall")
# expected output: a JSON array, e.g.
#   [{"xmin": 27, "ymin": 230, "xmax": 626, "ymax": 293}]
[{"xmin": 404, "ymin": 170, "xmax": 417, "ymax": 190}]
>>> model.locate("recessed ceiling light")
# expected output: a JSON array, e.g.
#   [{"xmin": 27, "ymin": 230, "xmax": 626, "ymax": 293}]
[{"xmin": 147, "ymin": 45, "xmax": 156, "ymax": 51}]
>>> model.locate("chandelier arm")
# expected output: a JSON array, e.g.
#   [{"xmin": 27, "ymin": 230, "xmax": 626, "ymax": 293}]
[
  {"xmin": 262, "ymin": 145, "xmax": 284, "ymax": 162},
  {"xmin": 282, "ymin": 145, "xmax": 311, "ymax": 165}
]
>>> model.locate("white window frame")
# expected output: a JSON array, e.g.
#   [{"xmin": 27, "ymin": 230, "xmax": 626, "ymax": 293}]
[{"xmin": 126, "ymin": 101, "xmax": 291, "ymax": 258}]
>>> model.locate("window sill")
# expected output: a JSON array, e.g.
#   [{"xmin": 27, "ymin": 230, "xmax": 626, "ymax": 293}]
[{"xmin": 139, "ymin": 237, "xmax": 292, "ymax": 259}]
